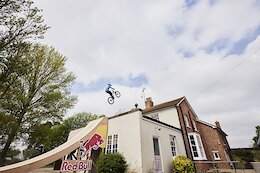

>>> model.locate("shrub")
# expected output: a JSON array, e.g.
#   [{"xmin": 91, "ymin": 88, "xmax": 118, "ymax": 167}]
[
  {"xmin": 96, "ymin": 153, "xmax": 128, "ymax": 173},
  {"xmin": 172, "ymin": 156, "xmax": 195, "ymax": 173}
]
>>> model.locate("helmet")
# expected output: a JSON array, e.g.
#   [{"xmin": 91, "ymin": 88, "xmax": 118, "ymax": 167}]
[{"xmin": 108, "ymin": 83, "xmax": 112, "ymax": 86}]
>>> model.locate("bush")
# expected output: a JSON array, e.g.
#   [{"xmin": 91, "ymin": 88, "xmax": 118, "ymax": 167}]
[
  {"xmin": 96, "ymin": 153, "xmax": 128, "ymax": 173},
  {"xmin": 172, "ymin": 156, "xmax": 195, "ymax": 173}
]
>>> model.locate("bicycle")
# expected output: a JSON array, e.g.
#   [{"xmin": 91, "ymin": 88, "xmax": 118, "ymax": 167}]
[{"xmin": 107, "ymin": 88, "xmax": 121, "ymax": 104}]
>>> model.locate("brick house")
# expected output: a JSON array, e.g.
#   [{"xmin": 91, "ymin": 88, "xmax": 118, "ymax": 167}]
[
  {"xmin": 64, "ymin": 96, "xmax": 233, "ymax": 172},
  {"xmin": 143, "ymin": 96, "xmax": 233, "ymax": 172}
]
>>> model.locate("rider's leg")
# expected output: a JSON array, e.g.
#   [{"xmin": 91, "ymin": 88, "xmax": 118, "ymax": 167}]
[
  {"xmin": 106, "ymin": 91, "xmax": 114, "ymax": 99},
  {"xmin": 108, "ymin": 91, "xmax": 114, "ymax": 99}
]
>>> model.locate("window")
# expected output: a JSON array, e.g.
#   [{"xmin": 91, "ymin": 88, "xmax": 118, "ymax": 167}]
[
  {"xmin": 150, "ymin": 113, "xmax": 159, "ymax": 121},
  {"xmin": 106, "ymin": 134, "xmax": 118, "ymax": 154},
  {"xmin": 106, "ymin": 135, "xmax": 112, "ymax": 154},
  {"xmin": 184, "ymin": 115, "xmax": 190, "ymax": 128},
  {"xmin": 213, "ymin": 151, "xmax": 221, "ymax": 160},
  {"xmin": 169, "ymin": 135, "xmax": 177, "ymax": 156},
  {"xmin": 188, "ymin": 133, "xmax": 206, "ymax": 160},
  {"xmin": 192, "ymin": 120, "xmax": 198, "ymax": 131},
  {"xmin": 113, "ymin": 134, "xmax": 118, "ymax": 153},
  {"xmin": 153, "ymin": 138, "xmax": 160, "ymax": 156}
]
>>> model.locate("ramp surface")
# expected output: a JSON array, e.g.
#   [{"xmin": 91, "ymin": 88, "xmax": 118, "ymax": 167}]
[{"xmin": 0, "ymin": 117, "xmax": 108, "ymax": 173}]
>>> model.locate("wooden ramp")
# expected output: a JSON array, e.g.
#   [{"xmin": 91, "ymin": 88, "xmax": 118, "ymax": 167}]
[{"xmin": 0, "ymin": 117, "xmax": 108, "ymax": 173}]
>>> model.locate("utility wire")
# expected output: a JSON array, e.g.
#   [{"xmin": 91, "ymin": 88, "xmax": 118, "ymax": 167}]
[{"xmin": 197, "ymin": 46, "xmax": 260, "ymax": 97}]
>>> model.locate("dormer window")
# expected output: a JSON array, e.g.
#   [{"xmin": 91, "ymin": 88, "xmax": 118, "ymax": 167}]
[{"xmin": 150, "ymin": 113, "xmax": 159, "ymax": 121}]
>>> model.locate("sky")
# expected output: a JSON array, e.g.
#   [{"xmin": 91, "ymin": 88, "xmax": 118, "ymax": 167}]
[{"xmin": 34, "ymin": 0, "xmax": 260, "ymax": 148}]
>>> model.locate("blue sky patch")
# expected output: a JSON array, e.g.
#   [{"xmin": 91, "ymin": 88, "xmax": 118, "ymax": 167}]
[
  {"xmin": 204, "ymin": 39, "xmax": 230, "ymax": 54},
  {"xmin": 227, "ymin": 26, "xmax": 260, "ymax": 56},
  {"xmin": 72, "ymin": 74, "xmax": 148, "ymax": 93},
  {"xmin": 183, "ymin": 51, "xmax": 194, "ymax": 58},
  {"xmin": 167, "ymin": 25, "xmax": 184, "ymax": 38},
  {"xmin": 185, "ymin": 0, "xmax": 198, "ymax": 8}
]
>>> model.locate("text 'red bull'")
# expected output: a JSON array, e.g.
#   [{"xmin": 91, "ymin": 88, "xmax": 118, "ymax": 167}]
[
  {"xmin": 80, "ymin": 133, "xmax": 104, "ymax": 158},
  {"xmin": 60, "ymin": 160, "xmax": 92, "ymax": 171}
]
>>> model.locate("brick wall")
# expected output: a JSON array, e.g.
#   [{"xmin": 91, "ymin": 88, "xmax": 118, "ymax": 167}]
[{"xmin": 176, "ymin": 99, "xmax": 232, "ymax": 172}]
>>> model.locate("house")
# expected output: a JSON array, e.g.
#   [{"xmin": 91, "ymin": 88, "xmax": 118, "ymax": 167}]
[
  {"xmin": 141, "ymin": 97, "xmax": 233, "ymax": 172},
  {"xmin": 66, "ymin": 96, "xmax": 232, "ymax": 173},
  {"xmin": 107, "ymin": 107, "xmax": 186, "ymax": 173}
]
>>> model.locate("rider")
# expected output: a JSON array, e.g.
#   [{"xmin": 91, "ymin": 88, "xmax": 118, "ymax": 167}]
[{"xmin": 105, "ymin": 84, "xmax": 114, "ymax": 99}]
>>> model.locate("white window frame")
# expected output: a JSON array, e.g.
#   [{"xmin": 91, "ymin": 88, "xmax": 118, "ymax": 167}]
[
  {"xmin": 169, "ymin": 135, "xmax": 177, "ymax": 157},
  {"xmin": 106, "ymin": 134, "xmax": 118, "ymax": 154},
  {"xmin": 112, "ymin": 134, "xmax": 118, "ymax": 153},
  {"xmin": 188, "ymin": 133, "xmax": 207, "ymax": 160},
  {"xmin": 192, "ymin": 120, "xmax": 198, "ymax": 131},
  {"xmin": 213, "ymin": 151, "xmax": 221, "ymax": 160},
  {"xmin": 106, "ymin": 135, "xmax": 112, "ymax": 154},
  {"xmin": 184, "ymin": 115, "xmax": 190, "ymax": 128}
]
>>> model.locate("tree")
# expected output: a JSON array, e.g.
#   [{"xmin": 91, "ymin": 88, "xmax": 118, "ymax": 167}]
[
  {"xmin": 0, "ymin": 0, "xmax": 48, "ymax": 68},
  {"xmin": 252, "ymin": 125, "xmax": 260, "ymax": 148},
  {"xmin": 23, "ymin": 112, "xmax": 105, "ymax": 159},
  {"xmin": 0, "ymin": 45, "xmax": 76, "ymax": 165},
  {"xmin": 96, "ymin": 153, "xmax": 128, "ymax": 173},
  {"xmin": 64, "ymin": 112, "xmax": 105, "ymax": 130},
  {"xmin": 23, "ymin": 122, "xmax": 70, "ymax": 159}
]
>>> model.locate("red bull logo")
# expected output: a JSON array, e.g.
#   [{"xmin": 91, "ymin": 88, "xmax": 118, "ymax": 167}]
[
  {"xmin": 60, "ymin": 160, "xmax": 92, "ymax": 171},
  {"xmin": 80, "ymin": 133, "xmax": 104, "ymax": 158}
]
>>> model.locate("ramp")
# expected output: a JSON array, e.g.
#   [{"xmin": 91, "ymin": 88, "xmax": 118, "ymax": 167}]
[{"xmin": 0, "ymin": 117, "xmax": 108, "ymax": 173}]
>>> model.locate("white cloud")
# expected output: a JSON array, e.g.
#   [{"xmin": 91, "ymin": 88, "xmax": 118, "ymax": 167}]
[{"xmin": 35, "ymin": 0, "xmax": 260, "ymax": 148}]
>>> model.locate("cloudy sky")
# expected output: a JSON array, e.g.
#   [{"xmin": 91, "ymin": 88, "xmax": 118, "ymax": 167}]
[{"xmin": 34, "ymin": 0, "xmax": 260, "ymax": 148}]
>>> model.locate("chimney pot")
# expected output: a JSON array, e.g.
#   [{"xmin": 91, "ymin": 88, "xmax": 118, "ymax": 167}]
[
  {"xmin": 145, "ymin": 97, "xmax": 153, "ymax": 108},
  {"xmin": 215, "ymin": 121, "xmax": 221, "ymax": 129}
]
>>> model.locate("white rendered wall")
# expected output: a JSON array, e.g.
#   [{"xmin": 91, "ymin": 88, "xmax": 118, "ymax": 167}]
[
  {"xmin": 144, "ymin": 107, "xmax": 181, "ymax": 129},
  {"xmin": 107, "ymin": 111, "xmax": 143, "ymax": 172},
  {"xmin": 140, "ymin": 118, "xmax": 186, "ymax": 173}
]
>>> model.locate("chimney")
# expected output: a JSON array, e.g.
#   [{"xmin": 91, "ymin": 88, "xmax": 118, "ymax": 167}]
[
  {"xmin": 215, "ymin": 121, "xmax": 221, "ymax": 129},
  {"xmin": 145, "ymin": 97, "xmax": 153, "ymax": 108}
]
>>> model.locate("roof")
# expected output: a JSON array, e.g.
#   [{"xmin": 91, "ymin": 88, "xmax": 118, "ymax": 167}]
[
  {"xmin": 142, "ymin": 96, "xmax": 185, "ymax": 114},
  {"xmin": 108, "ymin": 108, "xmax": 143, "ymax": 120},
  {"xmin": 197, "ymin": 119, "xmax": 228, "ymax": 136}
]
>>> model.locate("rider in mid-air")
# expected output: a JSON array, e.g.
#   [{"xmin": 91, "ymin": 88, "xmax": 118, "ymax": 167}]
[{"xmin": 105, "ymin": 84, "xmax": 114, "ymax": 99}]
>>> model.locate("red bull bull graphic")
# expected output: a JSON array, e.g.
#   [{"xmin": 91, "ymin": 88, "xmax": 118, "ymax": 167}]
[{"xmin": 79, "ymin": 133, "xmax": 104, "ymax": 158}]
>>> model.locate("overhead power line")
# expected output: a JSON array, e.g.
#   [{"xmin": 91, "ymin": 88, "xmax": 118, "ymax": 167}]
[{"xmin": 197, "ymin": 46, "xmax": 260, "ymax": 97}]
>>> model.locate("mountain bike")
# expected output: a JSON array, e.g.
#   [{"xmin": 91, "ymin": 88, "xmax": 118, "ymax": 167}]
[{"xmin": 107, "ymin": 88, "xmax": 121, "ymax": 104}]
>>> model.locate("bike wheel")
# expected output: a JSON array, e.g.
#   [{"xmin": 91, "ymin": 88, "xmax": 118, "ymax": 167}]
[
  {"xmin": 108, "ymin": 97, "xmax": 114, "ymax": 104},
  {"xmin": 115, "ymin": 91, "xmax": 121, "ymax": 98}
]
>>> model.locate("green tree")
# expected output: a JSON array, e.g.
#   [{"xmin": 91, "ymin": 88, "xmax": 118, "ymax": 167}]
[
  {"xmin": 0, "ymin": 45, "xmax": 76, "ymax": 165},
  {"xmin": 23, "ymin": 122, "xmax": 70, "ymax": 159},
  {"xmin": 23, "ymin": 112, "xmax": 104, "ymax": 159},
  {"xmin": 252, "ymin": 126, "xmax": 260, "ymax": 148},
  {"xmin": 0, "ymin": 0, "xmax": 48, "ymax": 68},
  {"xmin": 96, "ymin": 153, "xmax": 128, "ymax": 173},
  {"xmin": 64, "ymin": 112, "xmax": 105, "ymax": 130}
]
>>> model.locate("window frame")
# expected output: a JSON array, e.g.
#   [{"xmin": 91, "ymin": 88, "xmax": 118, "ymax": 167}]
[
  {"xmin": 184, "ymin": 115, "xmax": 191, "ymax": 128},
  {"xmin": 192, "ymin": 120, "xmax": 198, "ymax": 131},
  {"xmin": 112, "ymin": 134, "xmax": 118, "ymax": 153},
  {"xmin": 213, "ymin": 151, "xmax": 221, "ymax": 160},
  {"xmin": 188, "ymin": 133, "xmax": 207, "ymax": 160},
  {"xmin": 169, "ymin": 135, "xmax": 177, "ymax": 157},
  {"xmin": 106, "ymin": 134, "xmax": 119, "ymax": 154}
]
